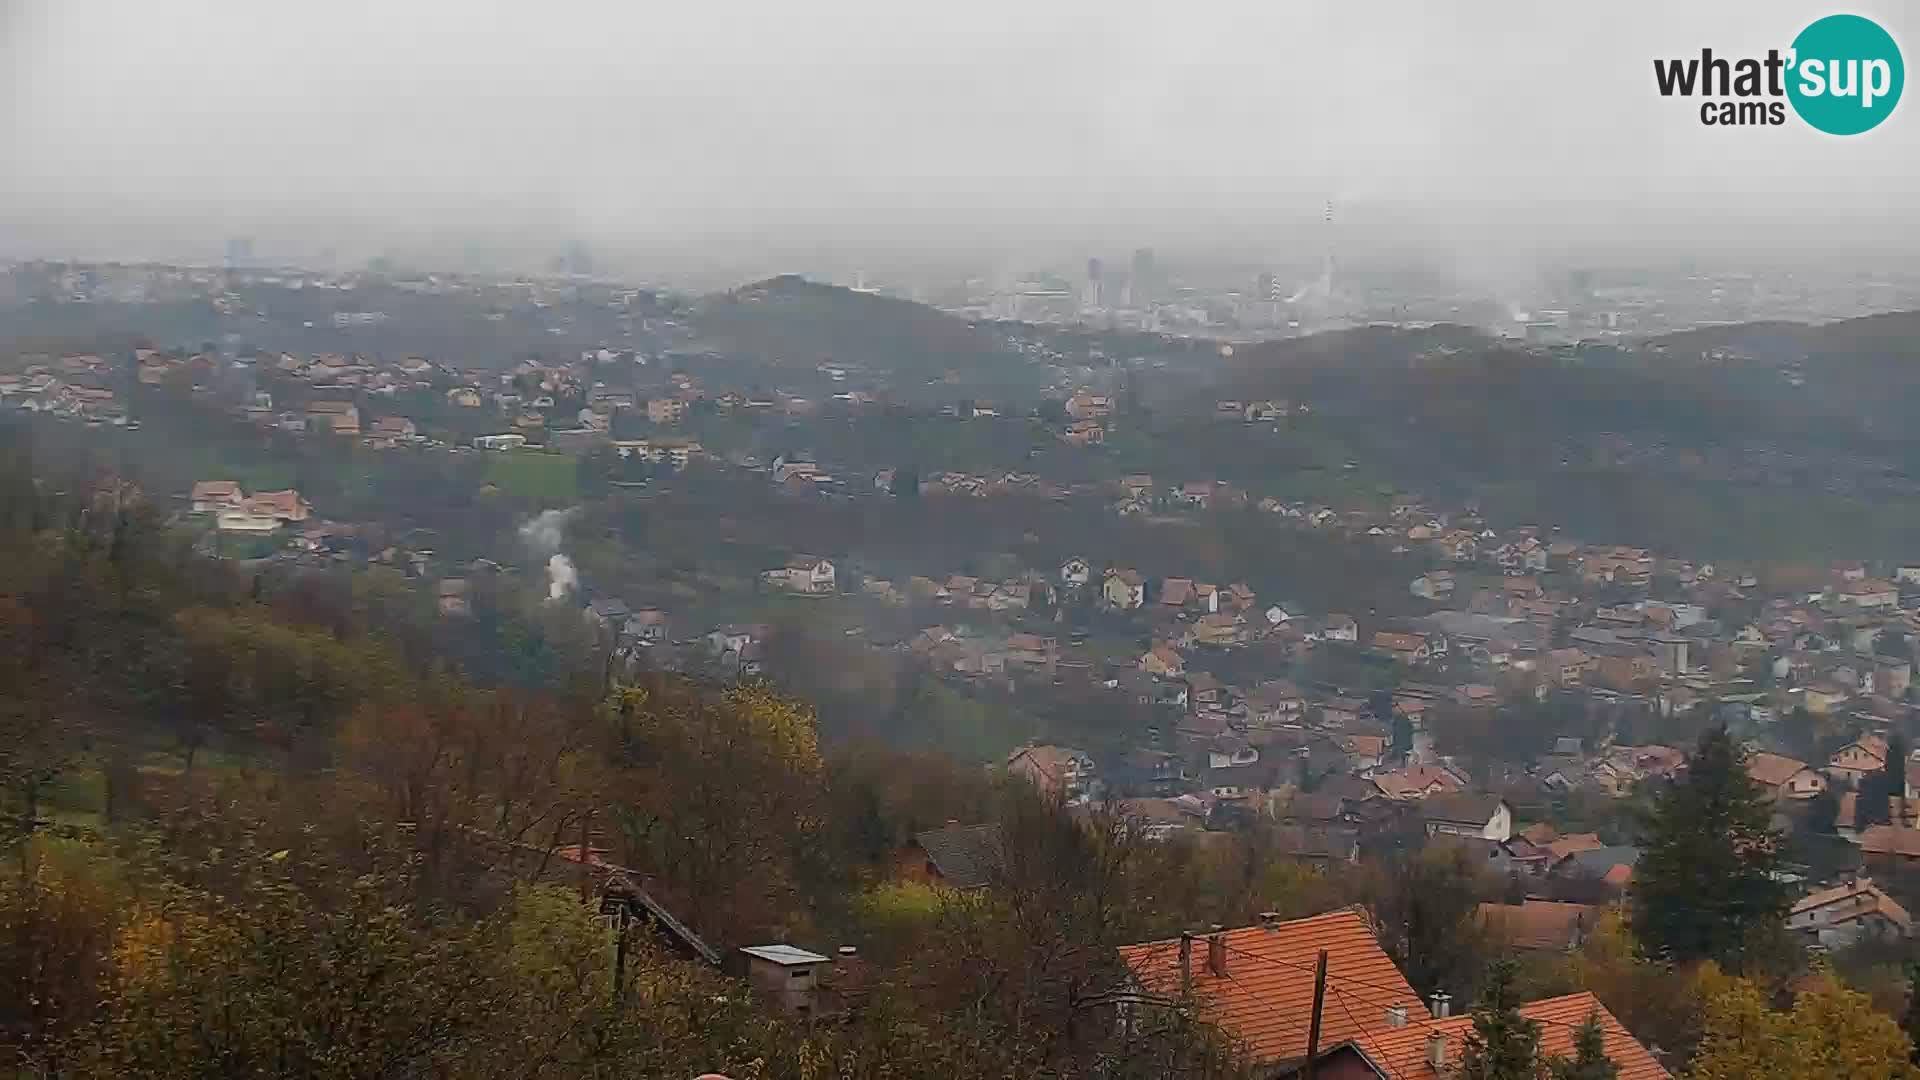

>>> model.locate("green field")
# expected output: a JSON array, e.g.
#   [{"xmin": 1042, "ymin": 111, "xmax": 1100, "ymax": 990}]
[{"xmin": 484, "ymin": 451, "xmax": 579, "ymax": 501}]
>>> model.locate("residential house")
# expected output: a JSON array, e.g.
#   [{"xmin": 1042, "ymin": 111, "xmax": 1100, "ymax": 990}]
[
  {"xmin": 1059, "ymin": 557, "xmax": 1092, "ymax": 588},
  {"xmin": 1159, "ymin": 577, "xmax": 1197, "ymax": 609},
  {"xmin": 765, "ymin": 556, "xmax": 836, "ymax": 595},
  {"xmin": 215, "ymin": 489, "xmax": 312, "ymax": 533},
  {"xmin": 1477, "ymin": 900, "xmax": 1597, "ymax": 952},
  {"xmin": 367, "ymin": 415, "xmax": 418, "ymax": 442},
  {"xmin": 1319, "ymin": 696, "xmax": 1370, "ymax": 727},
  {"xmin": 190, "ymin": 480, "xmax": 245, "ymax": 514},
  {"xmin": 1830, "ymin": 736, "xmax": 1890, "ymax": 786},
  {"xmin": 907, "ymin": 822, "xmax": 1001, "ymax": 890},
  {"xmin": 304, "ymin": 400, "xmax": 361, "ymax": 435},
  {"xmin": 1191, "ymin": 612, "xmax": 1248, "ymax": 648},
  {"xmin": 1322, "ymin": 614, "xmax": 1359, "ymax": 643},
  {"xmin": 1247, "ymin": 681, "xmax": 1306, "ymax": 728},
  {"xmin": 1838, "ymin": 578, "xmax": 1900, "ymax": 609},
  {"xmin": 1006, "ymin": 745, "xmax": 1095, "ymax": 802},
  {"xmin": 1064, "ymin": 393, "xmax": 1113, "ymax": 420},
  {"xmin": 1372, "ymin": 631, "xmax": 1436, "ymax": 665},
  {"xmin": 1141, "ymin": 644, "xmax": 1186, "ymax": 678},
  {"xmin": 473, "ymin": 433, "xmax": 528, "ymax": 451},
  {"xmin": 1550, "ymin": 847, "xmax": 1641, "ymax": 889},
  {"xmin": 1409, "ymin": 570, "xmax": 1456, "ymax": 601},
  {"xmin": 1788, "ymin": 877, "xmax": 1911, "ymax": 948},
  {"xmin": 1303, "ymin": 993, "xmax": 1667, "ymax": 1079},
  {"xmin": 1544, "ymin": 833, "xmax": 1605, "ymax": 862},
  {"xmin": 1421, "ymin": 793, "xmax": 1512, "ymax": 841},
  {"xmin": 622, "ymin": 608, "xmax": 668, "ymax": 644},
  {"xmin": 1269, "ymin": 825, "xmax": 1361, "ymax": 865},
  {"xmin": 1103, "ymin": 569, "xmax": 1146, "ymax": 610},
  {"xmin": 1371, "ymin": 765, "xmax": 1465, "ymax": 801},
  {"xmin": 1117, "ymin": 910, "xmax": 1430, "ymax": 1068},
  {"xmin": 645, "ymin": 397, "xmax": 688, "ymax": 424},
  {"xmin": 1061, "ymin": 418, "xmax": 1106, "ymax": 445},
  {"xmin": 1746, "ymin": 752, "xmax": 1828, "ymax": 801},
  {"xmin": 1005, "ymin": 633, "xmax": 1058, "ymax": 671}
]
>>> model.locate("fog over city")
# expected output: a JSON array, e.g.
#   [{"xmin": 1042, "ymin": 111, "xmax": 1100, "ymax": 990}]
[{"xmin": 6, "ymin": 0, "xmax": 1920, "ymax": 275}]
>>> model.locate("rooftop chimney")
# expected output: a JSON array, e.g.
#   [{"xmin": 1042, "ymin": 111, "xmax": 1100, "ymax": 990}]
[
  {"xmin": 1258, "ymin": 911, "xmax": 1281, "ymax": 931},
  {"xmin": 1179, "ymin": 931, "xmax": 1194, "ymax": 996},
  {"xmin": 1206, "ymin": 927, "xmax": 1227, "ymax": 978},
  {"xmin": 1385, "ymin": 1004, "xmax": 1408, "ymax": 1028},
  {"xmin": 1430, "ymin": 991, "xmax": 1452, "ymax": 1019},
  {"xmin": 1426, "ymin": 1031, "xmax": 1449, "ymax": 1069}
]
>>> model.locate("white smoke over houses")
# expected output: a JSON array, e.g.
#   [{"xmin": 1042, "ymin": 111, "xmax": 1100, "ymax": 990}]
[
  {"xmin": 518, "ymin": 507, "xmax": 580, "ymax": 602},
  {"xmin": 545, "ymin": 553, "xmax": 578, "ymax": 601}
]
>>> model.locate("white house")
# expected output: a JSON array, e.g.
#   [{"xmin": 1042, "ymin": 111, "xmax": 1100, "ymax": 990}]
[
  {"xmin": 765, "ymin": 556, "xmax": 836, "ymax": 595},
  {"xmin": 1421, "ymin": 793, "xmax": 1512, "ymax": 842},
  {"xmin": 1788, "ymin": 878, "xmax": 1911, "ymax": 948}
]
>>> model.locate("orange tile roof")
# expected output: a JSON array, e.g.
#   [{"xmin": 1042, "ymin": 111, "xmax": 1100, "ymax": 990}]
[
  {"xmin": 1745, "ymin": 751, "xmax": 1811, "ymax": 788},
  {"xmin": 1356, "ymin": 993, "xmax": 1667, "ymax": 1079},
  {"xmin": 1545, "ymin": 832, "xmax": 1604, "ymax": 860},
  {"xmin": 1791, "ymin": 878, "xmax": 1912, "ymax": 932},
  {"xmin": 1118, "ymin": 909, "xmax": 1428, "ymax": 1063},
  {"xmin": 1858, "ymin": 825, "xmax": 1920, "ymax": 858}
]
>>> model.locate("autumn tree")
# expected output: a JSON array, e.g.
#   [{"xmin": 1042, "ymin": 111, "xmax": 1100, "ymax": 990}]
[
  {"xmin": 1631, "ymin": 726, "xmax": 1789, "ymax": 971},
  {"xmin": 600, "ymin": 678, "xmax": 826, "ymax": 944},
  {"xmin": 1689, "ymin": 968, "xmax": 1920, "ymax": 1080},
  {"xmin": 1365, "ymin": 843, "xmax": 1493, "ymax": 998}
]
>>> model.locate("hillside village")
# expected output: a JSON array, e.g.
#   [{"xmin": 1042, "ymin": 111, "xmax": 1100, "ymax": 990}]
[{"xmin": 16, "ymin": 333, "xmax": 1920, "ymax": 939}]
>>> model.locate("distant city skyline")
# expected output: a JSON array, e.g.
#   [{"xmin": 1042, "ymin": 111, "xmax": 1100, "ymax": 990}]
[{"xmin": 7, "ymin": 1, "xmax": 1920, "ymax": 275}]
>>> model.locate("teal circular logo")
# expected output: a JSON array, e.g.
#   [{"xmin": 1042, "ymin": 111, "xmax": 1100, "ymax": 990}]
[{"xmin": 1788, "ymin": 14, "xmax": 1903, "ymax": 134}]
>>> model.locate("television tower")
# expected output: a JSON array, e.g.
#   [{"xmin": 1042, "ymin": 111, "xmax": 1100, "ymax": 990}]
[{"xmin": 1321, "ymin": 198, "xmax": 1335, "ymax": 303}]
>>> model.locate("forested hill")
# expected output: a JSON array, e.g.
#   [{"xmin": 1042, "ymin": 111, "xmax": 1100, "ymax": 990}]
[{"xmin": 690, "ymin": 275, "xmax": 1036, "ymax": 400}]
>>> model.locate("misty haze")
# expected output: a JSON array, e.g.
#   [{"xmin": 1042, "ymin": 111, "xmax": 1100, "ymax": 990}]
[{"xmin": 5, "ymin": 3, "xmax": 1920, "ymax": 1078}]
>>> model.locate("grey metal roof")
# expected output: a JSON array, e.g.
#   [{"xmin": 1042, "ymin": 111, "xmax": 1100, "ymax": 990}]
[
  {"xmin": 740, "ymin": 944, "xmax": 830, "ymax": 966},
  {"xmin": 914, "ymin": 822, "xmax": 1002, "ymax": 890}
]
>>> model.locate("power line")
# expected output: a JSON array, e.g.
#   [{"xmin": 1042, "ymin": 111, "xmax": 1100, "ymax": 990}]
[{"xmin": 1327, "ymin": 983, "xmax": 1406, "ymax": 1080}]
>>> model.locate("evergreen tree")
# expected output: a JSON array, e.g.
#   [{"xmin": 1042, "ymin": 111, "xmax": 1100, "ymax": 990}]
[
  {"xmin": 1630, "ymin": 726, "xmax": 1790, "ymax": 970},
  {"xmin": 1806, "ymin": 784, "xmax": 1841, "ymax": 836},
  {"xmin": 1391, "ymin": 709, "xmax": 1415, "ymax": 760},
  {"xmin": 1457, "ymin": 958, "xmax": 1542, "ymax": 1080},
  {"xmin": 1547, "ymin": 1010, "xmax": 1618, "ymax": 1080},
  {"xmin": 1861, "ymin": 733, "xmax": 1907, "ymax": 829}
]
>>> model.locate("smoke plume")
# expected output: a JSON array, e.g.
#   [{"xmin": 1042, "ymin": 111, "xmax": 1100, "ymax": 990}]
[
  {"xmin": 546, "ymin": 553, "xmax": 578, "ymax": 601},
  {"xmin": 518, "ymin": 507, "xmax": 580, "ymax": 602}
]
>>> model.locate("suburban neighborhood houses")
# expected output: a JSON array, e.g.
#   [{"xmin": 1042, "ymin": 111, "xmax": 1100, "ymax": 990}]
[{"xmin": 104, "ymin": 326, "xmax": 1920, "ymax": 976}]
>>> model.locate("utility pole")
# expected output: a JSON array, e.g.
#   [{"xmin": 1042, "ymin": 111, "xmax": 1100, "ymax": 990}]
[{"xmin": 1303, "ymin": 949, "xmax": 1329, "ymax": 1080}]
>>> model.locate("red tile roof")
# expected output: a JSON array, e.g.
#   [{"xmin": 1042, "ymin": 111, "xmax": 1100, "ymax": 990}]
[
  {"xmin": 1118, "ymin": 909, "xmax": 1427, "ymax": 1063},
  {"xmin": 1356, "ymin": 993, "xmax": 1667, "ymax": 1079}
]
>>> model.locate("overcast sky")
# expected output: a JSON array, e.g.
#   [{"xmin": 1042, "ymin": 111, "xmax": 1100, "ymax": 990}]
[{"xmin": 4, "ymin": 1, "xmax": 1919, "ymax": 271}]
